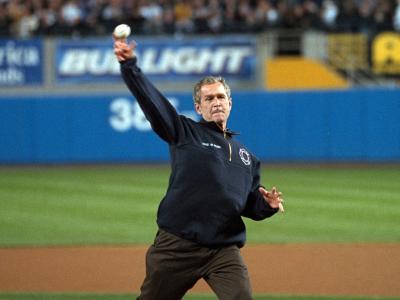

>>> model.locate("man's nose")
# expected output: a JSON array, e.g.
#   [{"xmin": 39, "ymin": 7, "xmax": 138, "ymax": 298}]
[{"xmin": 212, "ymin": 97, "xmax": 221, "ymax": 105}]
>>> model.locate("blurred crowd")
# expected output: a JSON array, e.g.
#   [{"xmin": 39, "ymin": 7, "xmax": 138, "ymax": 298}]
[{"xmin": 0, "ymin": 0, "xmax": 399, "ymax": 38}]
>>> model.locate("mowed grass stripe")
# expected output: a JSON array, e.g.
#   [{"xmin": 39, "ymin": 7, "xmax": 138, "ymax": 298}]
[
  {"xmin": 291, "ymin": 194, "xmax": 398, "ymax": 218},
  {"xmin": 0, "ymin": 182, "xmax": 158, "ymax": 208},
  {"xmin": 0, "ymin": 166, "xmax": 170, "ymax": 185},
  {"xmin": 0, "ymin": 178, "xmax": 166, "ymax": 198},
  {"xmin": 1, "ymin": 186, "xmax": 160, "ymax": 219},
  {"xmin": 0, "ymin": 165, "xmax": 399, "ymax": 246},
  {"xmin": 0, "ymin": 189, "xmax": 159, "ymax": 246},
  {"xmin": 250, "ymin": 167, "xmax": 400, "ymax": 243},
  {"xmin": 245, "ymin": 193, "xmax": 399, "ymax": 243},
  {"xmin": 1, "ymin": 208, "xmax": 157, "ymax": 246},
  {"xmin": 0, "ymin": 169, "xmax": 163, "ymax": 245}
]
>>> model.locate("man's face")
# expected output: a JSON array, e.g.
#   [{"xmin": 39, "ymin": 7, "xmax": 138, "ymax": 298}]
[{"xmin": 195, "ymin": 82, "xmax": 232, "ymax": 129}]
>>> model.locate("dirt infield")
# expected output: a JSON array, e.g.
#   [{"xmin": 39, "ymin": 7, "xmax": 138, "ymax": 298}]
[{"xmin": 1, "ymin": 244, "xmax": 399, "ymax": 297}]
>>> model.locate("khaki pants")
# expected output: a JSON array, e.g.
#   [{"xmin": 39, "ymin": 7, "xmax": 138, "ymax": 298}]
[{"xmin": 137, "ymin": 229, "xmax": 252, "ymax": 300}]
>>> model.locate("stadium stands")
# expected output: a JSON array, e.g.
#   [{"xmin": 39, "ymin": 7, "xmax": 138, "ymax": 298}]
[{"xmin": 0, "ymin": 0, "xmax": 398, "ymax": 38}]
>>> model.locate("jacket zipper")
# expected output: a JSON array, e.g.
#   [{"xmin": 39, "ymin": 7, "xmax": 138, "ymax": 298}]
[{"xmin": 224, "ymin": 131, "xmax": 232, "ymax": 161}]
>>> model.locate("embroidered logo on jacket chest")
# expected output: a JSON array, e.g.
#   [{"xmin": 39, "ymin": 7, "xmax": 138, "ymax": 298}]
[{"xmin": 239, "ymin": 148, "xmax": 251, "ymax": 165}]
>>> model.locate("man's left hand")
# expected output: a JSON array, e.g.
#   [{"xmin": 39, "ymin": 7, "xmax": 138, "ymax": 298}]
[{"xmin": 259, "ymin": 186, "xmax": 284, "ymax": 213}]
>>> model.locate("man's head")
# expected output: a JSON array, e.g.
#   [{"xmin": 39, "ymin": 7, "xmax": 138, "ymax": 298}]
[{"xmin": 193, "ymin": 76, "xmax": 232, "ymax": 130}]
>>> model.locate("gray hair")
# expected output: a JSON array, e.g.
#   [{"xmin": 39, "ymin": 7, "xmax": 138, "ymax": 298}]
[{"xmin": 193, "ymin": 76, "xmax": 231, "ymax": 104}]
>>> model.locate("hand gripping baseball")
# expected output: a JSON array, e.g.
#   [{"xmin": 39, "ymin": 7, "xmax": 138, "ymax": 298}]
[{"xmin": 112, "ymin": 24, "xmax": 136, "ymax": 62}]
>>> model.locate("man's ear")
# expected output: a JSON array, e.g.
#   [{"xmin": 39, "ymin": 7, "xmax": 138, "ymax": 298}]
[{"xmin": 195, "ymin": 102, "xmax": 202, "ymax": 115}]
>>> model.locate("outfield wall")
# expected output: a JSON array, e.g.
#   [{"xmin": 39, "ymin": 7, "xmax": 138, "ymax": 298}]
[{"xmin": 0, "ymin": 89, "xmax": 399, "ymax": 163}]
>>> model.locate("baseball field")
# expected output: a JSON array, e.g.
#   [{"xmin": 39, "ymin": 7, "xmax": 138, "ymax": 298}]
[{"xmin": 0, "ymin": 164, "xmax": 399, "ymax": 299}]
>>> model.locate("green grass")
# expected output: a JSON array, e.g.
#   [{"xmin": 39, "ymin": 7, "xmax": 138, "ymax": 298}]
[
  {"xmin": 245, "ymin": 165, "xmax": 400, "ymax": 243},
  {"xmin": 0, "ymin": 293, "xmax": 398, "ymax": 300},
  {"xmin": 0, "ymin": 165, "xmax": 399, "ymax": 246}
]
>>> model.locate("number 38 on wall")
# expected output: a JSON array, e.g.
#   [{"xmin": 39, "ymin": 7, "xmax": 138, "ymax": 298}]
[
  {"xmin": 109, "ymin": 97, "xmax": 198, "ymax": 132},
  {"xmin": 109, "ymin": 97, "xmax": 151, "ymax": 132}
]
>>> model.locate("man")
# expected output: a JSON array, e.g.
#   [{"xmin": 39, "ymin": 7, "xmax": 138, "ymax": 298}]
[{"xmin": 114, "ymin": 37, "xmax": 284, "ymax": 300}]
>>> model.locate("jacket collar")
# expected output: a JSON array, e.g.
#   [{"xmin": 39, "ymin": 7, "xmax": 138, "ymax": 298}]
[{"xmin": 199, "ymin": 118, "xmax": 240, "ymax": 137}]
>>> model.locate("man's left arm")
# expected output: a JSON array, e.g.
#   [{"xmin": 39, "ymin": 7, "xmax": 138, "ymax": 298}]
[{"xmin": 241, "ymin": 160, "xmax": 284, "ymax": 220}]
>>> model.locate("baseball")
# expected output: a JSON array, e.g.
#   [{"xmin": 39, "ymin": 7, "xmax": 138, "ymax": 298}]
[{"xmin": 113, "ymin": 24, "xmax": 131, "ymax": 39}]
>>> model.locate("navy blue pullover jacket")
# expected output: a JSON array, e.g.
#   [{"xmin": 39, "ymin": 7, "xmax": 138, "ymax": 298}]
[{"xmin": 121, "ymin": 58, "xmax": 278, "ymax": 248}]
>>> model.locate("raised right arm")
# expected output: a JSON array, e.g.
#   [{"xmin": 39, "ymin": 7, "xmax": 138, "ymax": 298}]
[{"xmin": 115, "ymin": 40, "xmax": 184, "ymax": 144}]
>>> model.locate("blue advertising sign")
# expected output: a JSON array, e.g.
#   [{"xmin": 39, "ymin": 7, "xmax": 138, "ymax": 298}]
[
  {"xmin": 0, "ymin": 92, "xmax": 199, "ymax": 163},
  {"xmin": 1, "ymin": 89, "xmax": 400, "ymax": 164},
  {"xmin": 55, "ymin": 37, "xmax": 256, "ymax": 84},
  {"xmin": 0, "ymin": 39, "xmax": 43, "ymax": 86}
]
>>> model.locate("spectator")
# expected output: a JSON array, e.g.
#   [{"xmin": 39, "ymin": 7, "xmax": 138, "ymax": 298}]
[
  {"xmin": 357, "ymin": 0, "xmax": 377, "ymax": 34},
  {"xmin": 336, "ymin": 0, "xmax": 361, "ymax": 32},
  {"xmin": 0, "ymin": 2, "xmax": 12, "ymax": 36},
  {"xmin": 192, "ymin": 0, "xmax": 210, "ymax": 33},
  {"xmin": 301, "ymin": 0, "xmax": 320, "ymax": 29},
  {"xmin": 124, "ymin": 2, "xmax": 146, "ymax": 35},
  {"xmin": 277, "ymin": 0, "xmax": 299, "ymax": 29},
  {"xmin": 221, "ymin": 0, "xmax": 239, "ymax": 32},
  {"xmin": 61, "ymin": 1, "xmax": 83, "ymax": 27},
  {"xmin": 174, "ymin": 0, "xmax": 193, "ymax": 33},
  {"xmin": 207, "ymin": 0, "xmax": 223, "ymax": 33},
  {"xmin": 17, "ymin": 5, "xmax": 39, "ymax": 38},
  {"xmin": 161, "ymin": 4, "xmax": 176, "ymax": 33},
  {"xmin": 6, "ymin": 0, "xmax": 25, "ymax": 36},
  {"xmin": 138, "ymin": 0, "xmax": 163, "ymax": 34},
  {"xmin": 394, "ymin": 0, "xmax": 400, "ymax": 31},
  {"xmin": 320, "ymin": 0, "xmax": 338, "ymax": 30},
  {"xmin": 100, "ymin": 0, "xmax": 126, "ymax": 33},
  {"xmin": 236, "ymin": 0, "xmax": 256, "ymax": 31},
  {"xmin": 254, "ymin": 0, "xmax": 280, "ymax": 30},
  {"xmin": 36, "ymin": 0, "xmax": 62, "ymax": 36},
  {"xmin": 80, "ymin": 0, "xmax": 107, "ymax": 36},
  {"xmin": 372, "ymin": 0, "xmax": 394, "ymax": 32}
]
